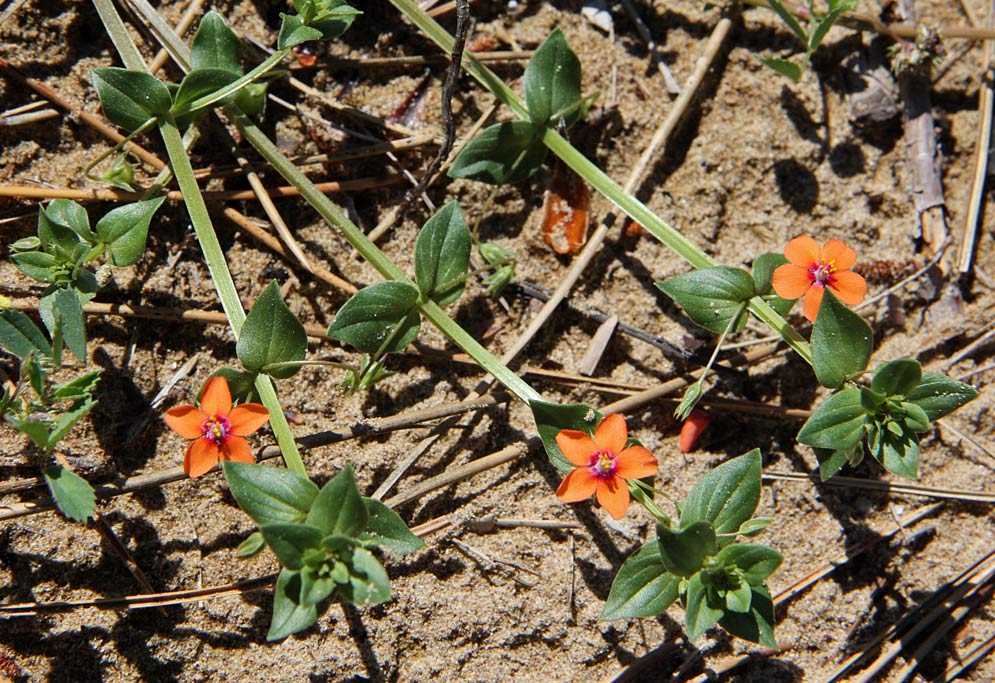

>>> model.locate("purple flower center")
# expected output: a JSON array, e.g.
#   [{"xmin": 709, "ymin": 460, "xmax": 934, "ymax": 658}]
[
  {"xmin": 810, "ymin": 260, "xmax": 836, "ymax": 288},
  {"xmin": 201, "ymin": 415, "xmax": 232, "ymax": 445},
  {"xmin": 588, "ymin": 449, "xmax": 617, "ymax": 478}
]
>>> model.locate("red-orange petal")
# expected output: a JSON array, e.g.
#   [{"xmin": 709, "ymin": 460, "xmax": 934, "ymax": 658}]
[
  {"xmin": 556, "ymin": 467, "xmax": 598, "ymax": 502},
  {"xmin": 596, "ymin": 476, "xmax": 631, "ymax": 520},
  {"xmin": 802, "ymin": 285, "xmax": 825, "ymax": 322},
  {"xmin": 830, "ymin": 271, "xmax": 867, "ymax": 305},
  {"xmin": 222, "ymin": 436, "xmax": 254, "ymax": 464},
  {"xmin": 614, "ymin": 445, "xmax": 658, "ymax": 479},
  {"xmin": 164, "ymin": 405, "xmax": 207, "ymax": 439},
  {"xmin": 228, "ymin": 403, "xmax": 270, "ymax": 436},
  {"xmin": 771, "ymin": 264, "xmax": 813, "ymax": 301},
  {"xmin": 783, "ymin": 235, "xmax": 821, "ymax": 268},
  {"xmin": 556, "ymin": 429, "xmax": 597, "ymax": 466},
  {"xmin": 679, "ymin": 409, "xmax": 712, "ymax": 453},
  {"xmin": 593, "ymin": 413, "xmax": 627, "ymax": 455},
  {"xmin": 200, "ymin": 376, "xmax": 232, "ymax": 419},
  {"xmin": 821, "ymin": 239, "xmax": 857, "ymax": 271},
  {"xmin": 185, "ymin": 438, "xmax": 220, "ymax": 477}
]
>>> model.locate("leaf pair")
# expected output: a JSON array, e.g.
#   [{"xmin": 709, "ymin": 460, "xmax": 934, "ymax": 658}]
[
  {"xmin": 602, "ymin": 450, "xmax": 781, "ymax": 649},
  {"xmin": 759, "ymin": 0, "xmax": 858, "ymax": 81},
  {"xmin": 223, "ymin": 462, "xmax": 423, "ymax": 640},
  {"xmin": 799, "ymin": 359, "xmax": 979, "ymax": 479},
  {"xmin": 327, "ymin": 202, "xmax": 470, "ymax": 357},
  {"xmin": 450, "ymin": 30, "xmax": 583, "ymax": 184}
]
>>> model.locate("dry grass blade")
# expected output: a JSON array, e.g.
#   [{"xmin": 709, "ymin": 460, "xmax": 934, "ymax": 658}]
[{"xmin": 762, "ymin": 471, "xmax": 995, "ymax": 503}]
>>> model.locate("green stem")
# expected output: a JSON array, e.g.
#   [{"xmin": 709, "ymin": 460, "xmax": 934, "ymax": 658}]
[
  {"xmin": 388, "ymin": 0, "xmax": 814, "ymax": 366},
  {"xmin": 91, "ymin": 0, "xmax": 306, "ymax": 476},
  {"xmin": 231, "ymin": 110, "xmax": 543, "ymax": 404}
]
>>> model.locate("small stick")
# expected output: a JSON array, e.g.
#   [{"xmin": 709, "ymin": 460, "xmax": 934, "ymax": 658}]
[
  {"xmin": 576, "ymin": 314, "xmax": 618, "ymax": 376},
  {"xmin": 0, "ymin": 108, "xmax": 59, "ymax": 126},
  {"xmin": 0, "ymin": 174, "xmax": 409, "ymax": 203},
  {"xmin": 292, "ymin": 50, "xmax": 531, "ymax": 69},
  {"xmin": 958, "ymin": 0, "xmax": 995, "ymax": 275}
]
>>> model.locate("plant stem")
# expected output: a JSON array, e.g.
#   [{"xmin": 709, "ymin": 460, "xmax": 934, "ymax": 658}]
[
  {"xmin": 388, "ymin": 0, "xmax": 814, "ymax": 365},
  {"xmin": 231, "ymin": 110, "xmax": 543, "ymax": 404},
  {"xmin": 181, "ymin": 51, "xmax": 287, "ymax": 115},
  {"xmin": 91, "ymin": 0, "xmax": 306, "ymax": 476}
]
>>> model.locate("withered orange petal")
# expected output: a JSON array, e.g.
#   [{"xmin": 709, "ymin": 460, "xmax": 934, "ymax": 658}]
[
  {"xmin": 556, "ymin": 467, "xmax": 598, "ymax": 503},
  {"xmin": 185, "ymin": 438, "xmax": 220, "ymax": 477},
  {"xmin": 200, "ymin": 376, "xmax": 232, "ymax": 418},
  {"xmin": 802, "ymin": 285, "xmax": 825, "ymax": 323},
  {"xmin": 821, "ymin": 239, "xmax": 857, "ymax": 271},
  {"xmin": 594, "ymin": 413, "xmax": 627, "ymax": 455},
  {"xmin": 831, "ymin": 271, "xmax": 867, "ymax": 305},
  {"xmin": 772, "ymin": 264, "xmax": 813, "ymax": 301},
  {"xmin": 556, "ymin": 430, "xmax": 597, "ymax": 466},
  {"xmin": 164, "ymin": 405, "xmax": 207, "ymax": 439},
  {"xmin": 228, "ymin": 403, "xmax": 270, "ymax": 436},
  {"xmin": 222, "ymin": 436, "xmax": 254, "ymax": 464},
  {"xmin": 784, "ymin": 235, "xmax": 821, "ymax": 268},
  {"xmin": 596, "ymin": 476, "xmax": 631, "ymax": 520},
  {"xmin": 614, "ymin": 446, "xmax": 658, "ymax": 479}
]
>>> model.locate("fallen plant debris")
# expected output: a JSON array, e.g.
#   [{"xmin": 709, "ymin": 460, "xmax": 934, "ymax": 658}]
[{"xmin": 1, "ymin": 0, "xmax": 993, "ymax": 680}]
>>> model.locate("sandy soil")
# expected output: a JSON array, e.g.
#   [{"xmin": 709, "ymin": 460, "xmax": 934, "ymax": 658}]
[{"xmin": 1, "ymin": 0, "xmax": 994, "ymax": 681}]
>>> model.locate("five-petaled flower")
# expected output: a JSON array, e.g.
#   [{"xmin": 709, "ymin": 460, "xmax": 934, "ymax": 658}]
[
  {"xmin": 555, "ymin": 413, "xmax": 658, "ymax": 520},
  {"xmin": 772, "ymin": 236, "xmax": 867, "ymax": 323},
  {"xmin": 164, "ymin": 376, "xmax": 270, "ymax": 477}
]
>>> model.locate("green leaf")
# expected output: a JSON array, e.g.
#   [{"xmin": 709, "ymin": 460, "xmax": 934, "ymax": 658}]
[
  {"xmin": 277, "ymin": 13, "xmax": 323, "ymax": 49},
  {"xmin": 657, "ymin": 521, "xmax": 717, "ymax": 577},
  {"xmin": 726, "ymin": 581, "xmax": 753, "ymax": 613},
  {"xmin": 810, "ymin": 0, "xmax": 857, "ymax": 51},
  {"xmin": 717, "ymin": 544, "xmax": 783, "ymax": 585},
  {"xmin": 797, "ymin": 388, "xmax": 866, "ymax": 450},
  {"xmin": 811, "ymin": 290, "xmax": 873, "ymax": 388},
  {"xmin": 39, "ymin": 204, "xmax": 83, "ymax": 254},
  {"xmin": 339, "ymin": 547, "xmax": 391, "ymax": 605},
  {"xmin": 448, "ymin": 120, "xmax": 547, "ymax": 185},
  {"xmin": 718, "ymin": 585, "xmax": 778, "ymax": 649},
  {"xmin": 359, "ymin": 498, "xmax": 424, "ymax": 556},
  {"xmin": 267, "ymin": 568, "xmax": 318, "ymax": 641},
  {"xmin": 656, "ymin": 267, "xmax": 755, "ymax": 334},
  {"xmin": 94, "ymin": 196, "xmax": 166, "ymax": 267},
  {"xmin": 529, "ymin": 399, "xmax": 601, "ymax": 473},
  {"xmin": 523, "ymin": 29, "xmax": 582, "ymax": 127},
  {"xmin": 751, "ymin": 253, "xmax": 788, "ymax": 295},
  {"xmin": 310, "ymin": 2, "xmax": 360, "ymax": 40},
  {"xmin": 0, "ymin": 309, "xmax": 51, "ymax": 359},
  {"xmin": 172, "ymin": 67, "xmax": 240, "ymax": 114},
  {"xmin": 51, "ymin": 371, "xmax": 101, "ymax": 401},
  {"xmin": 299, "ymin": 565, "xmax": 337, "ymax": 607},
  {"xmin": 681, "ymin": 449, "xmax": 762, "ymax": 536},
  {"xmin": 237, "ymin": 531, "xmax": 266, "ymax": 557},
  {"xmin": 91, "ymin": 67, "xmax": 171, "ymax": 131},
  {"xmin": 766, "ymin": 0, "xmax": 808, "ymax": 43},
  {"xmin": 877, "ymin": 420, "xmax": 920, "ymax": 479},
  {"xmin": 43, "ymin": 289, "xmax": 86, "ymax": 362},
  {"xmin": 307, "ymin": 465, "xmax": 368, "ymax": 537},
  {"xmin": 601, "ymin": 541, "xmax": 680, "ymax": 620},
  {"xmin": 327, "ymin": 281, "xmax": 421, "ymax": 354},
  {"xmin": 685, "ymin": 572, "xmax": 724, "ymax": 640},
  {"xmin": 815, "ymin": 446, "xmax": 853, "ymax": 481},
  {"xmin": 43, "ymin": 464, "xmax": 96, "ymax": 523},
  {"xmin": 261, "ymin": 522, "xmax": 324, "ymax": 570},
  {"xmin": 11, "ymin": 251, "xmax": 57, "ymax": 283},
  {"xmin": 414, "ymin": 202, "xmax": 471, "ymax": 307},
  {"xmin": 46, "ymin": 395, "xmax": 97, "ymax": 449},
  {"xmin": 757, "ymin": 56, "xmax": 803, "ymax": 82},
  {"xmin": 737, "ymin": 517, "xmax": 773, "ymax": 537},
  {"xmin": 191, "ymin": 11, "xmax": 243, "ymax": 73},
  {"xmin": 223, "ymin": 461, "xmax": 319, "ymax": 525},
  {"xmin": 44, "ymin": 200, "xmax": 93, "ymax": 242},
  {"xmin": 236, "ymin": 281, "xmax": 308, "ymax": 379},
  {"xmin": 906, "ymin": 373, "xmax": 980, "ymax": 421},
  {"xmin": 5, "ymin": 415, "xmax": 49, "ymax": 450},
  {"xmin": 901, "ymin": 402, "xmax": 930, "ymax": 433}
]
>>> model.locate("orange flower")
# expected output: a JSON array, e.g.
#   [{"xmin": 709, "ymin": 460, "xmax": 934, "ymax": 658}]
[
  {"xmin": 555, "ymin": 414, "xmax": 658, "ymax": 520},
  {"xmin": 163, "ymin": 376, "xmax": 270, "ymax": 477},
  {"xmin": 772, "ymin": 236, "xmax": 867, "ymax": 322}
]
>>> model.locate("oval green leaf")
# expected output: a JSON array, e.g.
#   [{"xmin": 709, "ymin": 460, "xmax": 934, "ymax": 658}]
[
  {"xmin": 656, "ymin": 266, "xmax": 755, "ymax": 334},
  {"xmin": 796, "ymin": 388, "xmax": 866, "ymax": 450},
  {"xmin": 414, "ymin": 201, "xmax": 471, "ymax": 307},
  {"xmin": 91, "ymin": 67, "xmax": 171, "ymax": 131},
  {"xmin": 681, "ymin": 449, "xmax": 762, "ymax": 535},
  {"xmin": 237, "ymin": 281, "xmax": 308, "ymax": 379},
  {"xmin": 327, "ymin": 281, "xmax": 421, "ymax": 354},
  {"xmin": 601, "ymin": 540, "xmax": 680, "ymax": 620},
  {"xmin": 448, "ymin": 120, "xmax": 547, "ymax": 185},
  {"xmin": 811, "ymin": 289, "xmax": 873, "ymax": 389},
  {"xmin": 524, "ymin": 28, "xmax": 582, "ymax": 127},
  {"xmin": 223, "ymin": 460, "xmax": 319, "ymax": 525},
  {"xmin": 306, "ymin": 465, "xmax": 368, "ymax": 537},
  {"xmin": 191, "ymin": 11, "xmax": 243, "ymax": 73},
  {"xmin": 905, "ymin": 372, "xmax": 980, "ymax": 421},
  {"xmin": 95, "ymin": 196, "xmax": 166, "ymax": 266}
]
